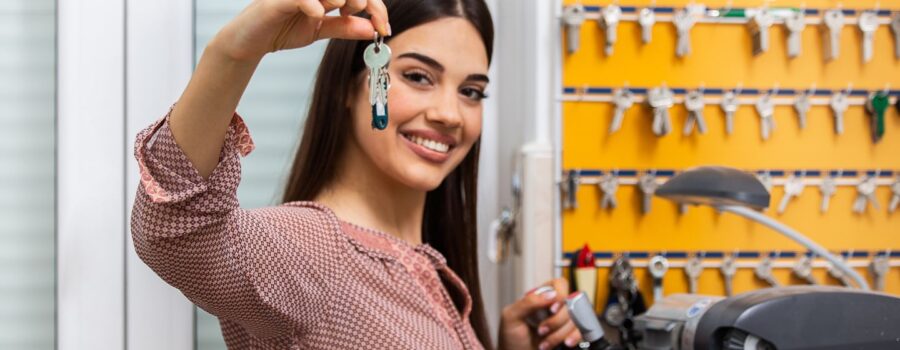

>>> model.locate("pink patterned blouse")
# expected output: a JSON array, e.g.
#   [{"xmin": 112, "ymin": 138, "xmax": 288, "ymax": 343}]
[{"xmin": 131, "ymin": 110, "xmax": 485, "ymax": 349}]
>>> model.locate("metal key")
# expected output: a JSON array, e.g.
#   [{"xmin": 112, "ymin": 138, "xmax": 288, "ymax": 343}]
[
  {"xmin": 648, "ymin": 255, "xmax": 669, "ymax": 302},
  {"xmin": 720, "ymin": 89, "xmax": 739, "ymax": 135},
  {"xmin": 364, "ymin": 35, "xmax": 392, "ymax": 130},
  {"xmin": 639, "ymin": 8, "xmax": 656, "ymax": 44},
  {"xmin": 683, "ymin": 89, "xmax": 707, "ymax": 135},
  {"xmin": 562, "ymin": 169, "xmax": 580, "ymax": 210},
  {"xmin": 892, "ymin": 13, "xmax": 900, "ymax": 59},
  {"xmin": 648, "ymin": 86, "xmax": 674, "ymax": 136},
  {"xmin": 785, "ymin": 9, "xmax": 806, "ymax": 58},
  {"xmin": 822, "ymin": 9, "xmax": 844, "ymax": 61},
  {"xmin": 600, "ymin": 5, "xmax": 622, "ymax": 56},
  {"xmin": 720, "ymin": 254, "xmax": 737, "ymax": 296},
  {"xmin": 639, "ymin": 171, "xmax": 659, "ymax": 214},
  {"xmin": 858, "ymin": 11, "xmax": 878, "ymax": 63},
  {"xmin": 673, "ymin": 8, "xmax": 695, "ymax": 57},
  {"xmin": 778, "ymin": 172, "xmax": 805, "ymax": 214},
  {"xmin": 609, "ymin": 88, "xmax": 634, "ymax": 134},
  {"xmin": 748, "ymin": 7, "xmax": 774, "ymax": 55},
  {"xmin": 870, "ymin": 254, "xmax": 890, "ymax": 291},
  {"xmin": 867, "ymin": 91, "xmax": 889, "ymax": 143},
  {"xmin": 853, "ymin": 175, "xmax": 880, "ymax": 213},
  {"xmin": 830, "ymin": 90, "xmax": 848, "ymax": 135},
  {"xmin": 562, "ymin": 4, "xmax": 586, "ymax": 54},
  {"xmin": 684, "ymin": 254, "xmax": 703, "ymax": 294},
  {"xmin": 599, "ymin": 171, "xmax": 619, "ymax": 209},
  {"xmin": 755, "ymin": 91, "xmax": 776, "ymax": 140},
  {"xmin": 793, "ymin": 254, "xmax": 818, "ymax": 285},
  {"xmin": 754, "ymin": 254, "xmax": 780, "ymax": 287},
  {"xmin": 889, "ymin": 176, "xmax": 900, "ymax": 213},
  {"xmin": 793, "ymin": 89, "xmax": 812, "ymax": 130},
  {"xmin": 819, "ymin": 172, "xmax": 838, "ymax": 213},
  {"xmin": 827, "ymin": 252, "xmax": 853, "ymax": 287}
]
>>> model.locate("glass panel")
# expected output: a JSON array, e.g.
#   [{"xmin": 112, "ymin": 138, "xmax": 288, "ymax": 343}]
[
  {"xmin": 0, "ymin": 0, "xmax": 56, "ymax": 349},
  {"xmin": 194, "ymin": 1, "xmax": 325, "ymax": 348}
]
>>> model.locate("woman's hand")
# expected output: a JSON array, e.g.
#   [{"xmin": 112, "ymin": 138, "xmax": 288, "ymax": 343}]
[
  {"xmin": 498, "ymin": 278, "xmax": 583, "ymax": 350},
  {"xmin": 211, "ymin": 0, "xmax": 390, "ymax": 62}
]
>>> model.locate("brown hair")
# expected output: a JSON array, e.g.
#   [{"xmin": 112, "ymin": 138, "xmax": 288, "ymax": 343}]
[{"xmin": 281, "ymin": 0, "xmax": 495, "ymax": 347}]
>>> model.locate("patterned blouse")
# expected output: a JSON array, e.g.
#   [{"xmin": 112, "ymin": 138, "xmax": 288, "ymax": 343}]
[{"xmin": 131, "ymin": 110, "xmax": 485, "ymax": 349}]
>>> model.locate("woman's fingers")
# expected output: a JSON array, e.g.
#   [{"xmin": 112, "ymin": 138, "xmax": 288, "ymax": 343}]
[
  {"xmin": 318, "ymin": 15, "xmax": 376, "ymax": 40},
  {"xmin": 536, "ymin": 301, "xmax": 570, "ymax": 336},
  {"xmin": 294, "ymin": 0, "xmax": 326, "ymax": 18},
  {"xmin": 501, "ymin": 288, "xmax": 558, "ymax": 321},
  {"xmin": 539, "ymin": 322, "xmax": 579, "ymax": 350},
  {"xmin": 366, "ymin": 0, "xmax": 390, "ymax": 36},
  {"xmin": 340, "ymin": 0, "xmax": 367, "ymax": 17}
]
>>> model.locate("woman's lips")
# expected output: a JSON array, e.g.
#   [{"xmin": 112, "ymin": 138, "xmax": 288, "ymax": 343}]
[{"xmin": 401, "ymin": 134, "xmax": 451, "ymax": 163}]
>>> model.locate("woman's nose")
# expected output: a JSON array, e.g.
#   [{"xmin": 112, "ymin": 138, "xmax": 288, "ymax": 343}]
[{"xmin": 425, "ymin": 89, "xmax": 463, "ymax": 128}]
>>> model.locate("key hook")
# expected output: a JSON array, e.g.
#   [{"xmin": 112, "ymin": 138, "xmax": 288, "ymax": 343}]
[{"xmin": 373, "ymin": 32, "xmax": 385, "ymax": 53}]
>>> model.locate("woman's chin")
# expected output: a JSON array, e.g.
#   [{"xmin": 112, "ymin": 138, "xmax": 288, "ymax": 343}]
[{"xmin": 397, "ymin": 169, "xmax": 448, "ymax": 192}]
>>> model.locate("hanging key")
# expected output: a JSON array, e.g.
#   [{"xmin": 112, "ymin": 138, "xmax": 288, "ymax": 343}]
[
  {"xmin": 792, "ymin": 254, "xmax": 818, "ymax": 285},
  {"xmin": 866, "ymin": 91, "xmax": 889, "ymax": 143},
  {"xmin": 889, "ymin": 176, "xmax": 900, "ymax": 213},
  {"xmin": 822, "ymin": 9, "xmax": 845, "ymax": 61},
  {"xmin": 778, "ymin": 172, "xmax": 805, "ymax": 214},
  {"xmin": 892, "ymin": 13, "xmax": 900, "ymax": 59},
  {"xmin": 748, "ymin": 7, "xmax": 774, "ymax": 55},
  {"xmin": 364, "ymin": 33, "xmax": 392, "ymax": 130},
  {"xmin": 609, "ymin": 88, "xmax": 634, "ymax": 134},
  {"xmin": 755, "ymin": 91, "xmax": 776, "ymax": 140},
  {"xmin": 830, "ymin": 90, "xmax": 848, "ymax": 135},
  {"xmin": 827, "ymin": 252, "xmax": 853, "ymax": 287},
  {"xmin": 562, "ymin": 4, "xmax": 586, "ymax": 55},
  {"xmin": 599, "ymin": 171, "xmax": 619, "ymax": 209},
  {"xmin": 869, "ymin": 254, "xmax": 890, "ymax": 291},
  {"xmin": 757, "ymin": 171, "xmax": 774, "ymax": 193},
  {"xmin": 819, "ymin": 172, "xmax": 838, "ymax": 213},
  {"xmin": 785, "ymin": 9, "xmax": 806, "ymax": 58},
  {"xmin": 673, "ymin": 8, "xmax": 695, "ymax": 57},
  {"xmin": 639, "ymin": 8, "xmax": 656, "ymax": 44},
  {"xmin": 639, "ymin": 171, "xmax": 658, "ymax": 214},
  {"xmin": 754, "ymin": 254, "xmax": 780, "ymax": 287},
  {"xmin": 648, "ymin": 255, "xmax": 669, "ymax": 302},
  {"xmin": 648, "ymin": 86, "xmax": 674, "ymax": 136},
  {"xmin": 720, "ymin": 254, "xmax": 737, "ymax": 297},
  {"xmin": 793, "ymin": 89, "xmax": 812, "ymax": 130},
  {"xmin": 684, "ymin": 253, "xmax": 703, "ymax": 294},
  {"xmin": 720, "ymin": 89, "xmax": 739, "ymax": 135},
  {"xmin": 858, "ymin": 10, "xmax": 878, "ymax": 63},
  {"xmin": 683, "ymin": 89, "xmax": 707, "ymax": 135},
  {"xmin": 563, "ymin": 169, "xmax": 580, "ymax": 210},
  {"xmin": 600, "ymin": 5, "xmax": 622, "ymax": 56},
  {"xmin": 853, "ymin": 175, "xmax": 880, "ymax": 214}
]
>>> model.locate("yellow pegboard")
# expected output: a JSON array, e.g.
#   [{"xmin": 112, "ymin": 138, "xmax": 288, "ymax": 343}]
[{"xmin": 559, "ymin": 0, "xmax": 900, "ymax": 306}]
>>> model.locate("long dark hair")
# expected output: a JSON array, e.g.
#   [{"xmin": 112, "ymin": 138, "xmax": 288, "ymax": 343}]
[{"xmin": 281, "ymin": 0, "xmax": 495, "ymax": 347}]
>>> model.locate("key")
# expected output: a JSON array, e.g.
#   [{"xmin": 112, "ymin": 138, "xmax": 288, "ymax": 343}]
[
  {"xmin": 683, "ymin": 89, "xmax": 707, "ymax": 135},
  {"xmin": 785, "ymin": 10, "xmax": 806, "ymax": 58},
  {"xmin": 563, "ymin": 169, "xmax": 580, "ymax": 210},
  {"xmin": 830, "ymin": 90, "xmax": 848, "ymax": 135},
  {"xmin": 562, "ymin": 4, "xmax": 586, "ymax": 54},
  {"xmin": 892, "ymin": 13, "xmax": 900, "ymax": 59},
  {"xmin": 600, "ymin": 5, "xmax": 622, "ymax": 56},
  {"xmin": 639, "ymin": 8, "xmax": 656, "ymax": 44},
  {"xmin": 648, "ymin": 255, "xmax": 669, "ymax": 302},
  {"xmin": 889, "ymin": 176, "xmax": 900, "ymax": 213},
  {"xmin": 778, "ymin": 173, "xmax": 805, "ymax": 214},
  {"xmin": 754, "ymin": 254, "xmax": 780, "ymax": 287},
  {"xmin": 866, "ymin": 91, "xmax": 889, "ymax": 143},
  {"xmin": 756, "ymin": 171, "xmax": 774, "ymax": 193},
  {"xmin": 720, "ymin": 254, "xmax": 737, "ymax": 296},
  {"xmin": 748, "ymin": 8, "xmax": 774, "ymax": 55},
  {"xmin": 870, "ymin": 254, "xmax": 890, "ymax": 291},
  {"xmin": 827, "ymin": 253, "xmax": 853, "ymax": 287},
  {"xmin": 720, "ymin": 89, "xmax": 739, "ymax": 135},
  {"xmin": 822, "ymin": 9, "xmax": 844, "ymax": 61},
  {"xmin": 793, "ymin": 90, "xmax": 811, "ymax": 130},
  {"xmin": 364, "ymin": 35, "xmax": 392, "ymax": 130},
  {"xmin": 853, "ymin": 175, "xmax": 880, "ymax": 214},
  {"xmin": 755, "ymin": 92, "xmax": 776, "ymax": 140},
  {"xmin": 684, "ymin": 254, "xmax": 703, "ymax": 294},
  {"xmin": 639, "ymin": 172, "xmax": 659, "ymax": 214},
  {"xmin": 648, "ymin": 87, "xmax": 674, "ymax": 136},
  {"xmin": 792, "ymin": 254, "xmax": 818, "ymax": 285},
  {"xmin": 609, "ymin": 88, "xmax": 634, "ymax": 134},
  {"xmin": 599, "ymin": 172, "xmax": 619, "ymax": 209},
  {"xmin": 673, "ymin": 8, "xmax": 695, "ymax": 57},
  {"xmin": 858, "ymin": 11, "xmax": 878, "ymax": 63},
  {"xmin": 819, "ymin": 173, "xmax": 838, "ymax": 213}
]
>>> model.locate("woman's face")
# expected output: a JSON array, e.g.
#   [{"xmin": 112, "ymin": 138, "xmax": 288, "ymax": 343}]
[{"xmin": 348, "ymin": 17, "xmax": 489, "ymax": 191}]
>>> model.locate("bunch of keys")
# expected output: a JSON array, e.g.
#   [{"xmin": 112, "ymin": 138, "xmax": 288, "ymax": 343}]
[{"xmin": 364, "ymin": 32, "xmax": 392, "ymax": 130}]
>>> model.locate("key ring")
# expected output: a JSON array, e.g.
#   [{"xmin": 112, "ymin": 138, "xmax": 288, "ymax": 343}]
[{"xmin": 373, "ymin": 32, "xmax": 385, "ymax": 53}]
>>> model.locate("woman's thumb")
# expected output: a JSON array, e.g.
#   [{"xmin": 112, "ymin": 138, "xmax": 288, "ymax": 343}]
[{"xmin": 506, "ymin": 287, "xmax": 559, "ymax": 320}]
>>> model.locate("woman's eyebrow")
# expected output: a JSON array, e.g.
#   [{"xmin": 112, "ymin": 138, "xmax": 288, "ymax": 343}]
[{"xmin": 397, "ymin": 52, "xmax": 490, "ymax": 83}]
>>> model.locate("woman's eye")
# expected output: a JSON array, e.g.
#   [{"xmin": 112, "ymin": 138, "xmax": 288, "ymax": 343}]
[
  {"xmin": 403, "ymin": 72, "xmax": 432, "ymax": 85},
  {"xmin": 461, "ymin": 88, "xmax": 488, "ymax": 101}
]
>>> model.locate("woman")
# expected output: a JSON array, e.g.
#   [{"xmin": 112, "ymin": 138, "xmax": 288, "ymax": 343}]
[{"xmin": 131, "ymin": 0, "xmax": 581, "ymax": 349}]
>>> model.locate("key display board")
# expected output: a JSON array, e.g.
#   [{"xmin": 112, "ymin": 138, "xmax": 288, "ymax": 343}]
[{"xmin": 557, "ymin": 0, "xmax": 900, "ymax": 308}]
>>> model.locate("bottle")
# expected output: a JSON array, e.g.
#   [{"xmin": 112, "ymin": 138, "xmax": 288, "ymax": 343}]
[{"xmin": 565, "ymin": 291, "xmax": 612, "ymax": 350}]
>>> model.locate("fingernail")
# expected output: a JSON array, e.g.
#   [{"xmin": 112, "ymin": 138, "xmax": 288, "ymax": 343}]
[
  {"xmin": 539, "ymin": 342, "xmax": 549, "ymax": 350},
  {"xmin": 542, "ymin": 290, "xmax": 557, "ymax": 300},
  {"xmin": 550, "ymin": 301, "xmax": 561, "ymax": 314},
  {"xmin": 386, "ymin": 23, "xmax": 392, "ymax": 36},
  {"xmin": 565, "ymin": 338, "xmax": 579, "ymax": 347},
  {"xmin": 538, "ymin": 326, "xmax": 549, "ymax": 336}
]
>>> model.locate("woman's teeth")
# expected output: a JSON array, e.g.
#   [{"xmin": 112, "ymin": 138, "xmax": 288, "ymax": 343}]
[{"xmin": 404, "ymin": 134, "xmax": 450, "ymax": 153}]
